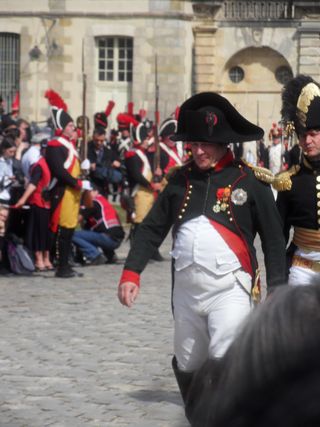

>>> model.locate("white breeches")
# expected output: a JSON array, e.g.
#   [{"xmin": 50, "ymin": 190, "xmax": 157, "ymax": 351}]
[
  {"xmin": 173, "ymin": 263, "xmax": 252, "ymax": 372},
  {"xmin": 288, "ymin": 265, "xmax": 320, "ymax": 286}
]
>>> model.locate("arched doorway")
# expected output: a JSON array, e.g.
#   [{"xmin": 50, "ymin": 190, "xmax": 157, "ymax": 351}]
[{"xmin": 220, "ymin": 46, "xmax": 293, "ymax": 143}]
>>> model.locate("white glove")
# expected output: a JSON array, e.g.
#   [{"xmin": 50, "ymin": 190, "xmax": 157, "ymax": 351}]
[
  {"xmin": 81, "ymin": 180, "xmax": 93, "ymax": 191},
  {"xmin": 81, "ymin": 159, "xmax": 90, "ymax": 170}
]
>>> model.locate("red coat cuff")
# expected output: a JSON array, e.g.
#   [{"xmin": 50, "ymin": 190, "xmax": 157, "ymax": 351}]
[
  {"xmin": 76, "ymin": 179, "xmax": 83, "ymax": 190},
  {"xmin": 119, "ymin": 269, "xmax": 140, "ymax": 287}
]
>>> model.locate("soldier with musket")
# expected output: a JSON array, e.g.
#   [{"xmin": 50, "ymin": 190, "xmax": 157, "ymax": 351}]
[
  {"xmin": 117, "ymin": 92, "xmax": 286, "ymax": 424},
  {"xmin": 124, "ymin": 121, "xmax": 167, "ymax": 244},
  {"xmin": 274, "ymin": 74, "xmax": 320, "ymax": 286},
  {"xmin": 45, "ymin": 106, "xmax": 92, "ymax": 278}
]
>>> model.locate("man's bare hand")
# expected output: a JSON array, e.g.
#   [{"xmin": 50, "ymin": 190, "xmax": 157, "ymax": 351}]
[{"xmin": 118, "ymin": 282, "xmax": 139, "ymax": 307}]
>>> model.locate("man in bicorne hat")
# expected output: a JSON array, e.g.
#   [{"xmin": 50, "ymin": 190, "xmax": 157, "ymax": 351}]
[
  {"xmin": 159, "ymin": 117, "xmax": 183, "ymax": 174},
  {"xmin": 117, "ymin": 92, "xmax": 286, "ymax": 423},
  {"xmin": 45, "ymin": 106, "xmax": 92, "ymax": 278},
  {"xmin": 274, "ymin": 74, "xmax": 320, "ymax": 286}
]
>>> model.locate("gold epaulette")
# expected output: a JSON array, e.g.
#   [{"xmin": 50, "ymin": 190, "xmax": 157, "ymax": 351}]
[
  {"xmin": 272, "ymin": 165, "xmax": 300, "ymax": 192},
  {"xmin": 241, "ymin": 160, "xmax": 275, "ymax": 184}
]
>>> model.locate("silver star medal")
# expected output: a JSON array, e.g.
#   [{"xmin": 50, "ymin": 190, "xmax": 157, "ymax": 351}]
[{"xmin": 231, "ymin": 188, "xmax": 247, "ymax": 206}]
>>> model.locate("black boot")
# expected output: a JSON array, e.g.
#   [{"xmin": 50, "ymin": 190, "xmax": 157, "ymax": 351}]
[
  {"xmin": 103, "ymin": 249, "xmax": 118, "ymax": 264},
  {"xmin": 55, "ymin": 227, "xmax": 83, "ymax": 278},
  {"xmin": 172, "ymin": 356, "xmax": 194, "ymax": 407},
  {"xmin": 186, "ymin": 358, "xmax": 222, "ymax": 427}
]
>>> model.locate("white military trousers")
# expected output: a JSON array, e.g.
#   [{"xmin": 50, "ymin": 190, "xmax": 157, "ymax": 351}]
[
  {"xmin": 289, "ymin": 247, "xmax": 320, "ymax": 286},
  {"xmin": 173, "ymin": 263, "xmax": 252, "ymax": 372}
]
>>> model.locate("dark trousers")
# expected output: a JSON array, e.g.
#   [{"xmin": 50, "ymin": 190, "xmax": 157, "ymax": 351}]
[{"xmin": 55, "ymin": 226, "xmax": 75, "ymax": 271}]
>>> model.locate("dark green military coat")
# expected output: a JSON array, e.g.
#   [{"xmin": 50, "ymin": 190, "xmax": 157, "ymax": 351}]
[{"xmin": 123, "ymin": 155, "xmax": 287, "ymax": 290}]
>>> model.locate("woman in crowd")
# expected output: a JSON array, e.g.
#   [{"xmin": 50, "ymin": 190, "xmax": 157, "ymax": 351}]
[{"xmin": 14, "ymin": 138, "xmax": 54, "ymax": 271}]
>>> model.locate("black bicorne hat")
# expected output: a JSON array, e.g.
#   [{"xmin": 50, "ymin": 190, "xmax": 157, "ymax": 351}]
[
  {"xmin": 50, "ymin": 106, "xmax": 73, "ymax": 130},
  {"xmin": 281, "ymin": 74, "xmax": 320, "ymax": 136},
  {"xmin": 159, "ymin": 118, "xmax": 177, "ymax": 139},
  {"xmin": 171, "ymin": 92, "xmax": 264, "ymax": 144},
  {"xmin": 130, "ymin": 122, "xmax": 150, "ymax": 144}
]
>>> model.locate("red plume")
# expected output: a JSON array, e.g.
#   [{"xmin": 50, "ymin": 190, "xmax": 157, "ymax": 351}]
[
  {"xmin": 127, "ymin": 102, "xmax": 134, "ymax": 116},
  {"xmin": 174, "ymin": 106, "xmax": 180, "ymax": 120},
  {"xmin": 139, "ymin": 109, "xmax": 147, "ymax": 120},
  {"xmin": 45, "ymin": 89, "xmax": 68, "ymax": 111},
  {"xmin": 105, "ymin": 100, "xmax": 115, "ymax": 117},
  {"xmin": 12, "ymin": 91, "xmax": 20, "ymax": 111}
]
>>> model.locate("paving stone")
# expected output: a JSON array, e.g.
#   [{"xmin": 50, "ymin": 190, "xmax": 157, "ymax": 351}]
[{"xmin": 0, "ymin": 234, "xmax": 266, "ymax": 426}]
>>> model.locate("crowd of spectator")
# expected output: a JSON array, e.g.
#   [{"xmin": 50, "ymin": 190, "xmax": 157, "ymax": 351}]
[
  {"xmin": 0, "ymin": 95, "xmax": 186, "ymax": 275},
  {"xmin": 0, "ymin": 92, "xmax": 302, "ymax": 276}
]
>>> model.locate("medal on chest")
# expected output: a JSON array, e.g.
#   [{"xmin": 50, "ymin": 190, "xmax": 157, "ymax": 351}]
[
  {"xmin": 213, "ymin": 186, "xmax": 231, "ymax": 213},
  {"xmin": 213, "ymin": 186, "xmax": 248, "ymax": 213}
]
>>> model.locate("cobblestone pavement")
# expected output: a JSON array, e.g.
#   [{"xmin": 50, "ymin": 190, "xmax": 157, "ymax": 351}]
[{"xmin": 0, "ymin": 233, "xmax": 266, "ymax": 427}]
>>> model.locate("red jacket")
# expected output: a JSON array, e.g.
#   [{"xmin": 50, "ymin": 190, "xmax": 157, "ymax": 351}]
[{"xmin": 28, "ymin": 157, "xmax": 51, "ymax": 209}]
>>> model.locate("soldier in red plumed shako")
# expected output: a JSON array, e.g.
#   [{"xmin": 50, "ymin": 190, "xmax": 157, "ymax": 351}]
[
  {"xmin": 45, "ymin": 106, "xmax": 92, "ymax": 278},
  {"xmin": 117, "ymin": 92, "xmax": 287, "ymax": 425},
  {"xmin": 274, "ymin": 74, "xmax": 320, "ymax": 286}
]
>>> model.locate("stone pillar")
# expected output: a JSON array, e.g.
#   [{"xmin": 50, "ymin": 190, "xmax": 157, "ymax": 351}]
[
  {"xmin": 297, "ymin": 22, "xmax": 320, "ymax": 80},
  {"xmin": 193, "ymin": 26, "xmax": 217, "ymax": 93}
]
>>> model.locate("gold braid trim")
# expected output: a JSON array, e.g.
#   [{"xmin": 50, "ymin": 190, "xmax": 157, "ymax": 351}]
[
  {"xmin": 251, "ymin": 269, "xmax": 261, "ymax": 304},
  {"xmin": 272, "ymin": 165, "xmax": 300, "ymax": 192},
  {"xmin": 242, "ymin": 160, "xmax": 275, "ymax": 184}
]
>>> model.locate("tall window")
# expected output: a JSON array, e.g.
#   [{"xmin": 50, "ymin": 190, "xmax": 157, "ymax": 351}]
[
  {"xmin": 97, "ymin": 37, "xmax": 133, "ymax": 83},
  {"xmin": 0, "ymin": 33, "xmax": 20, "ymax": 112}
]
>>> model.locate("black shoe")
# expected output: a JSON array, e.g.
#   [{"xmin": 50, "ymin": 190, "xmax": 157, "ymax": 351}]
[
  {"xmin": 89, "ymin": 254, "xmax": 107, "ymax": 266},
  {"xmin": 55, "ymin": 266, "xmax": 84, "ymax": 278},
  {"xmin": 103, "ymin": 250, "xmax": 118, "ymax": 264}
]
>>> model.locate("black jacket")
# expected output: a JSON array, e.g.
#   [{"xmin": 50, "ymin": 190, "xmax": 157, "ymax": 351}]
[
  {"xmin": 276, "ymin": 157, "xmax": 320, "ymax": 244},
  {"xmin": 124, "ymin": 157, "xmax": 287, "ymax": 290}
]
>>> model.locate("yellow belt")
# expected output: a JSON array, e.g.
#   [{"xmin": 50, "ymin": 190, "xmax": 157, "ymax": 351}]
[
  {"xmin": 293, "ymin": 227, "xmax": 320, "ymax": 252},
  {"xmin": 292, "ymin": 255, "xmax": 320, "ymax": 273}
]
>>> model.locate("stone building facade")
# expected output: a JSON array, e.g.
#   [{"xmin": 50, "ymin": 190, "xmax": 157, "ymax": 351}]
[{"xmin": 0, "ymin": 0, "xmax": 319, "ymax": 137}]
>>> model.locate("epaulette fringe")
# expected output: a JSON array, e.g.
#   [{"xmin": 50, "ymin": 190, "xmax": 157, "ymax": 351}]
[
  {"xmin": 241, "ymin": 160, "xmax": 275, "ymax": 184},
  {"xmin": 252, "ymin": 165, "xmax": 275, "ymax": 184},
  {"xmin": 272, "ymin": 165, "xmax": 300, "ymax": 191}
]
